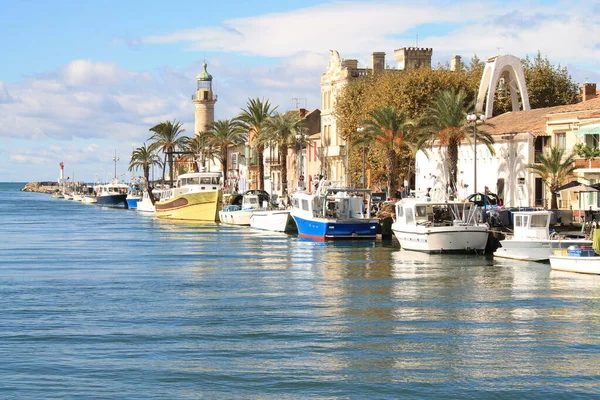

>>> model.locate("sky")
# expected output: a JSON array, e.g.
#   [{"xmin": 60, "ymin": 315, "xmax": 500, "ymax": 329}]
[{"xmin": 1, "ymin": 0, "xmax": 599, "ymax": 182}]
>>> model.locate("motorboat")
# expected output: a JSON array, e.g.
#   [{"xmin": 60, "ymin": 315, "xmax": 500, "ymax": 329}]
[
  {"xmin": 290, "ymin": 180, "xmax": 378, "ymax": 240},
  {"xmin": 494, "ymin": 210, "xmax": 591, "ymax": 261},
  {"xmin": 126, "ymin": 187, "xmax": 143, "ymax": 209},
  {"xmin": 550, "ymin": 245, "xmax": 600, "ymax": 275},
  {"xmin": 155, "ymin": 172, "xmax": 223, "ymax": 221},
  {"xmin": 250, "ymin": 209, "xmax": 297, "ymax": 233},
  {"xmin": 94, "ymin": 180, "xmax": 129, "ymax": 208},
  {"xmin": 136, "ymin": 188, "xmax": 164, "ymax": 213},
  {"xmin": 219, "ymin": 194, "xmax": 263, "ymax": 225},
  {"xmin": 391, "ymin": 198, "xmax": 489, "ymax": 253}
]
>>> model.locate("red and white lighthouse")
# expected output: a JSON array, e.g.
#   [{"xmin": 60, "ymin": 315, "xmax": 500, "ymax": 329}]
[{"xmin": 59, "ymin": 162, "xmax": 64, "ymax": 185}]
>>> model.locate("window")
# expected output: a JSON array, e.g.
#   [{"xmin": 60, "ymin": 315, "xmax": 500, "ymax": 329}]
[
  {"xmin": 556, "ymin": 132, "xmax": 566, "ymax": 149},
  {"xmin": 405, "ymin": 208, "xmax": 414, "ymax": 224},
  {"xmin": 585, "ymin": 134, "xmax": 600, "ymax": 150},
  {"xmin": 531, "ymin": 214, "xmax": 548, "ymax": 227},
  {"xmin": 231, "ymin": 153, "xmax": 239, "ymax": 170},
  {"xmin": 534, "ymin": 136, "xmax": 549, "ymax": 163},
  {"xmin": 302, "ymin": 199, "xmax": 309, "ymax": 211}
]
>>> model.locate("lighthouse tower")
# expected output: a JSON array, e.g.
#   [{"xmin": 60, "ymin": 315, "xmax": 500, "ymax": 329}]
[{"xmin": 193, "ymin": 62, "xmax": 217, "ymax": 136}]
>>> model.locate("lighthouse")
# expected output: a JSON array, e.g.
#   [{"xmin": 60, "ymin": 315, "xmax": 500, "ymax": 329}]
[
  {"xmin": 59, "ymin": 162, "xmax": 64, "ymax": 185},
  {"xmin": 193, "ymin": 62, "xmax": 217, "ymax": 136}
]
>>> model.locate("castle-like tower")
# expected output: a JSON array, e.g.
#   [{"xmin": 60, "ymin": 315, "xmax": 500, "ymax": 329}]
[
  {"xmin": 193, "ymin": 62, "xmax": 217, "ymax": 136},
  {"xmin": 394, "ymin": 47, "xmax": 433, "ymax": 70}
]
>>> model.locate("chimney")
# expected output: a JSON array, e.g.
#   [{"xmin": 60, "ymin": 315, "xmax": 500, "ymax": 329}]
[
  {"xmin": 371, "ymin": 52, "xmax": 386, "ymax": 74},
  {"xmin": 450, "ymin": 55, "xmax": 462, "ymax": 71},
  {"xmin": 582, "ymin": 83, "xmax": 597, "ymax": 102}
]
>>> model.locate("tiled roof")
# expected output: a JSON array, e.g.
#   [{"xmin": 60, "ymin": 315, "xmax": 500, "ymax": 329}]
[{"xmin": 484, "ymin": 97, "xmax": 600, "ymax": 136}]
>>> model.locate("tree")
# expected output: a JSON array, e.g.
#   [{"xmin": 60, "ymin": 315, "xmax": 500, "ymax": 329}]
[
  {"xmin": 183, "ymin": 133, "xmax": 219, "ymax": 172},
  {"xmin": 418, "ymin": 89, "xmax": 495, "ymax": 197},
  {"xmin": 148, "ymin": 120, "xmax": 187, "ymax": 183},
  {"xmin": 527, "ymin": 146, "xmax": 576, "ymax": 209},
  {"xmin": 574, "ymin": 143, "xmax": 600, "ymax": 169},
  {"xmin": 128, "ymin": 143, "xmax": 163, "ymax": 204},
  {"xmin": 262, "ymin": 112, "xmax": 304, "ymax": 193},
  {"xmin": 237, "ymin": 98, "xmax": 277, "ymax": 190},
  {"xmin": 361, "ymin": 106, "xmax": 415, "ymax": 196},
  {"xmin": 523, "ymin": 51, "xmax": 579, "ymax": 109},
  {"xmin": 206, "ymin": 119, "xmax": 246, "ymax": 179}
]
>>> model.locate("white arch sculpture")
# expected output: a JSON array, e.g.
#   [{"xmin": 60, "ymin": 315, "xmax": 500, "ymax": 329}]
[{"xmin": 476, "ymin": 55, "xmax": 530, "ymax": 119}]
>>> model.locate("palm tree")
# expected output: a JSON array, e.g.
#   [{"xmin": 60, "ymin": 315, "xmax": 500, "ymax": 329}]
[
  {"xmin": 419, "ymin": 88, "xmax": 495, "ymax": 197},
  {"xmin": 183, "ymin": 133, "xmax": 219, "ymax": 172},
  {"xmin": 207, "ymin": 119, "xmax": 246, "ymax": 179},
  {"xmin": 148, "ymin": 119, "xmax": 187, "ymax": 183},
  {"xmin": 361, "ymin": 106, "xmax": 415, "ymax": 196},
  {"xmin": 237, "ymin": 98, "xmax": 277, "ymax": 190},
  {"xmin": 128, "ymin": 143, "xmax": 163, "ymax": 204},
  {"xmin": 262, "ymin": 112, "xmax": 304, "ymax": 193},
  {"xmin": 527, "ymin": 146, "xmax": 576, "ymax": 209}
]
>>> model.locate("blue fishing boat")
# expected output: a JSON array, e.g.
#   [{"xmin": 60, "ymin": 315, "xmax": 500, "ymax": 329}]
[
  {"xmin": 126, "ymin": 187, "xmax": 143, "ymax": 209},
  {"xmin": 290, "ymin": 180, "xmax": 378, "ymax": 240}
]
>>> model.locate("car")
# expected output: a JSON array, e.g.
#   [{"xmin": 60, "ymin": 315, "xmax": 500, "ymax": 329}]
[
  {"xmin": 466, "ymin": 192, "xmax": 499, "ymax": 208},
  {"xmin": 243, "ymin": 189, "xmax": 270, "ymax": 203}
]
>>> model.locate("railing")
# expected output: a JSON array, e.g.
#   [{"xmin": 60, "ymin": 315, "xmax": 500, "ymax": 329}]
[{"xmin": 191, "ymin": 93, "xmax": 218, "ymax": 101}]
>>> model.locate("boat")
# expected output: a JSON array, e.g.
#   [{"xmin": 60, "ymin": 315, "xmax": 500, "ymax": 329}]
[
  {"xmin": 136, "ymin": 188, "xmax": 163, "ymax": 213},
  {"xmin": 250, "ymin": 209, "xmax": 297, "ymax": 233},
  {"xmin": 155, "ymin": 172, "xmax": 223, "ymax": 221},
  {"xmin": 82, "ymin": 194, "xmax": 97, "ymax": 204},
  {"xmin": 126, "ymin": 187, "xmax": 143, "ymax": 209},
  {"xmin": 494, "ymin": 210, "xmax": 592, "ymax": 261},
  {"xmin": 549, "ymin": 245, "xmax": 600, "ymax": 275},
  {"xmin": 219, "ymin": 193, "xmax": 263, "ymax": 225},
  {"xmin": 290, "ymin": 180, "xmax": 378, "ymax": 240},
  {"xmin": 94, "ymin": 180, "xmax": 129, "ymax": 208},
  {"xmin": 391, "ymin": 198, "xmax": 489, "ymax": 253},
  {"xmin": 51, "ymin": 191, "xmax": 64, "ymax": 199}
]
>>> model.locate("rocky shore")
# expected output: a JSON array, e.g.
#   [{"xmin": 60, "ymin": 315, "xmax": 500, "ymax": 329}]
[{"xmin": 21, "ymin": 182, "xmax": 63, "ymax": 194}]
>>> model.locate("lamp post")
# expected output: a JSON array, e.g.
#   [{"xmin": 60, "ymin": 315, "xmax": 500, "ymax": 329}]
[
  {"xmin": 112, "ymin": 150, "xmax": 120, "ymax": 180},
  {"xmin": 357, "ymin": 127, "xmax": 366, "ymax": 188},
  {"xmin": 466, "ymin": 113, "xmax": 485, "ymax": 193}
]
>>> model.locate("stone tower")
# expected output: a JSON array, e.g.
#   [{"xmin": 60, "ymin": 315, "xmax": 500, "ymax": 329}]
[
  {"xmin": 193, "ymin": 62, "xmax": 217, "ymax": 136},
  {"xmin": 393, "ymin": 47, "xmax": 433, "ymax": 70}
]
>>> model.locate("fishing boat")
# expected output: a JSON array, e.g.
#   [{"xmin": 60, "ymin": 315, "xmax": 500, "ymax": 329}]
[
  {"xmin": 155, "ymin": 172, "xmax": 223, "ymax": 221},
  {"xmin": 219, "ymin": 193, "xmax": 263, "ymax": 226},
  {"xmin": 391, "ymin": 198, "xmax": 489, "ymax": 253},
  {"xmin": 126, "ymin": 186, "xmax": 143, "ymax": 209},
  {"xmin": 94, "ymin": 180, "xmax": 129, "ymax": 208},
  {"xmin": 136, "ymin": 188, "xmax": 162, "ymax": 213},
  {"xmin": 549, "ymin": 245, "xmax": 600, "ymax": 275},
  {"xmin": 290, "ymin": 180, "xmax": 378, "ymax": 240},
  {"xmin": 250, "ymin": 209, "xmax": 297, "ymax": 233},
  {"xmin": 494, "ymin": 210, "xmax": 591, "ymax": 261}
]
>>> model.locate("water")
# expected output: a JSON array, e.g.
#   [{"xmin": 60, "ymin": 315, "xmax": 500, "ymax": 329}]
[{"xmin": 1, "ymin": 182, "xmax": 599, "ymax": 399}]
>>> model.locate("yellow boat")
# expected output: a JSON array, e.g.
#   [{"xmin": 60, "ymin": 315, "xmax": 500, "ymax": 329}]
[{"xmin": 155, "ymin": 172, "xmax": 223, "ymax": 221}]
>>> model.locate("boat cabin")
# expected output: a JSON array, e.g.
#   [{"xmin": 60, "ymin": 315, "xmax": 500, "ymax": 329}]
[
  {"xmin": 395, "ymin": 199, "xmax": 478, "ymax": 227},
  {"xmin": 177, "ymin": 172, "xmax": 222, "ymax": 189},
  {"xmin": 292, "ymin": 181, "xmax": 370, "ymax": 220},
  {"xmin": 511, "ymin": 211, "xmax": 551, "ymax": 240}
]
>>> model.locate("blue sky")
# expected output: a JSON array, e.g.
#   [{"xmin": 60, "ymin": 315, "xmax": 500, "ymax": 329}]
[{"xmin": 1, "ymin": 0, "xmax": 599, "ymax": 182}]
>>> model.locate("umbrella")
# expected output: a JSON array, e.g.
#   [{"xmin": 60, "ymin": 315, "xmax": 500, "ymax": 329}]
[{"xmin": 558, "ymin": 184, "xmax": 599, "ymax": 223}]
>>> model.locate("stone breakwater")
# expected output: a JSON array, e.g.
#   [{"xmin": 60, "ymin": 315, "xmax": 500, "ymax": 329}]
[{"xmin": 22, "ymin": 182, "xmax": 63, "ymax": 194}]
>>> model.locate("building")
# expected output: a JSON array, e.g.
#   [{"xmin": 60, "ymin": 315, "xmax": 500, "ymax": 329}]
[{"xmin": 320, "ymin": 48, "xmax": 433, "ymax": 184}]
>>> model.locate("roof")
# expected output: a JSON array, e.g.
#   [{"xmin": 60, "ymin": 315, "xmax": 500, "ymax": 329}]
[
  {"xmin": 196, "ymin": 62, "xmax": 213, "ymax": 81},
  {"xmin": 484, "ymin": 96, "xmax": 600, "ymax": 136}
]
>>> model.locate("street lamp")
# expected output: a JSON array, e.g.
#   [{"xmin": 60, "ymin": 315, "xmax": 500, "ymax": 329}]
[{"xmin": 466, "ymin": 113, "xmax": 486, "ymax": 194}]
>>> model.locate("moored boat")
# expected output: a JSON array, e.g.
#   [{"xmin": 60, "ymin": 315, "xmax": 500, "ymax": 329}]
[
  {"xmin": 94, "ymin": 180, "xmax": 129, "ymax": 208},
  {"xmin": 391, "ymin": 198, "xmax": 489, "ymax": 253},
  {"xmin": 550, "ymin": 245, "xmax": 600, "ymax": 275},
  {"xmin": 494, "ymin": 210, "xmax": 591, "ymax": 261},
  {"xmin": 250, "ymin": 209, "xmax": 297, "ymax": 233},
  {"xmin": 155, "ymin": 172, "xmax": 222, "ymax": 221},
  {"xmin": 219, "ymin": 193, "xmax": 264, "ymax": 226},
  {"xmin": 290, "ymin": 180, "xmax": 377, "ymax": 240},
  {"xmin": 126, "ymin": 187, "xmax": 143, "ymax": 209}
]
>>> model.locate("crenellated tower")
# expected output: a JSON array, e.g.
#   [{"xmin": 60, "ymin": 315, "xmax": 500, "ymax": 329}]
[
  {"xmin": 394, "ymin": 47, "xmax": 433, "ymax": 70},
  {"xmin": 193, "ymin": 62, "xmax": 217, "ymax": 136}
]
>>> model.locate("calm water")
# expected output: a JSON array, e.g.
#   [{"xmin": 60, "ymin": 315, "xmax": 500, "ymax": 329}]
[{"xmin": 1, "ymin": 182, "xmax": 599, "ymax": 399}]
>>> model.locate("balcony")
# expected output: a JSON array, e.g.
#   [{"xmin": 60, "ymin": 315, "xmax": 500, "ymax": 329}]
[
  {"xmin": 575, "ymin": 158, "xmax": 600, "ymax": 169},
  {"xmin": 324, "ymin": 145, "xmax": 345, "ymax": 158}
]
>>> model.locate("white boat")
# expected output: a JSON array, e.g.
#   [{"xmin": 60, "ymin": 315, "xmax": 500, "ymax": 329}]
[
  {"xmin": 250, "ymin": 209, "xmax": 297, "ymax": 232},
  {"xmin": 290, "ymin": 180, "xmax": 378, "ymax": 240},
  {"xmin": 63, "ymin": 192, "xmax": 73, "ymax": 200},
  {"xmin": 219, "ymin": 194, "xmax": 262, "ymax": 225},
  {"xmin": 94, "ymin": 180, "xmax": 129, "ymax": 208},
  {"xmin": 72, "ymin": 193, "xmax": 84, "ymax": 202},
  {"xmin": 155, "ymin": 172, "xmax": 223, "ymax": 221},
  {"xmin": 550, "ymin": 245, "xmax": 600, "ymax": 275},
  {"xmin": 391, "ymin": 198, "xmax": 489, "ymax": 253},
  {"xmin": 136, "ymin": 188, "xmax": 165, "ymax": 213},
  {"xmin": 494, "ymin": 210, "xmax": 592, "ymax": 261},
  {"xmin": 82, "ymin": 195, "xmax": 97, "ymax": 204}
]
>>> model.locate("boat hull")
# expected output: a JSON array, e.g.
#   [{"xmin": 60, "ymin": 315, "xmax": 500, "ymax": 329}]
[
  {"xmin": 219, "ymin": 210, "xmax": 254, "ymax": 226},
  {"xmin": 136, "ymin": 198, "xmax": 155, "ymax": 213},
  {"xmin": 155, "ymin": 191, "xmax": 221, "ymax": 221},
  {"xmin": 392, "ymin": 224, "xmax": 489, "ymax": 253},
  {"xmin": 126, "ymin": 197, "xmax": 140, "ymax": 209},
  {"xmin": 549, "ymin": 255, "xmax": 600, "ymax": 275},
  {"xmin": 494, "ymin": 239, "xmax": 592, "ymax": 262},
  {"xmin": 292, "ymin": 215, "xmax": 378, "ymax": 240},
  {"xmin": 96, "ymin": 194, "xmax": 128, "ymax": 208},
  {"xmin": 250, "ymin": 210, "xmax": 297, "ymax": 232}
]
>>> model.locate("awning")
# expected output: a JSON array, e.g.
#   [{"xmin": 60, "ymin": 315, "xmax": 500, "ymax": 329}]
[{"xmin": 575, "ymin": 124, "xmax": 600, "ymax": 135}]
